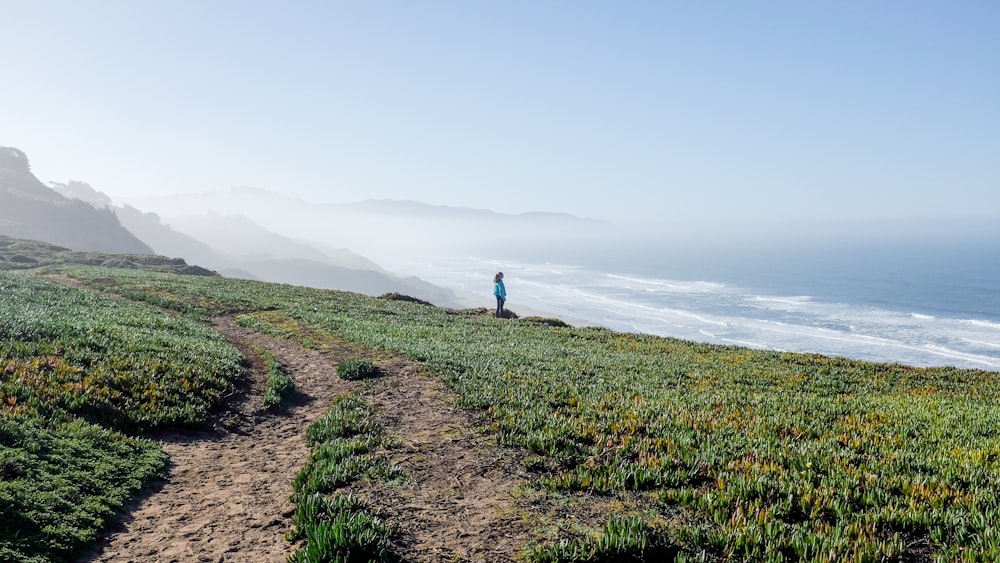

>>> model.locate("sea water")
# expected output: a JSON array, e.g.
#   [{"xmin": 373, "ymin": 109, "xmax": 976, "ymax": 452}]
[{"xmin": 379, "ymin": 236, "xmax": 1000, "ymax": 371}]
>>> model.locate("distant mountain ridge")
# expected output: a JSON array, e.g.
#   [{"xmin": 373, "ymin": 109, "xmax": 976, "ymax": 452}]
[
  {"xmin": 337, "ymin": 197, "xmax": 606, "ymax": 223},
  {"xmin": 114, "ymin": 204, "xmax": 460, "ymax": 305},
  {"xmin": 139, "ymin": 186, "xmax": 611, "ymax": 225},
  {"xmin": 119, "ymin": 187, "xmax": 616, "ymax": 261},
  {"xmin": 0, "ymin": 146, "xmax": 152, "ymax": 254}
]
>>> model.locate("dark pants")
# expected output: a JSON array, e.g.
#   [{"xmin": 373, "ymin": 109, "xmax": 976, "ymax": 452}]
[{"xmin": 496, "ymin": 296, "xmax": 505, "ymax": 317}]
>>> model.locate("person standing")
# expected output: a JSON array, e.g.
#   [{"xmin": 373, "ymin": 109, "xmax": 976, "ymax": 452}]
[{"xmin": 493, "ymin": 272, "xmax": 506, "ymax": 318}]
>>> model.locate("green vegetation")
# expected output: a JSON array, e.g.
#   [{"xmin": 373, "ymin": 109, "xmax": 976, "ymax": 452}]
[
  {"xmin": 337, "ymin": 358, "xmax": 380, "ymax": 381},
  {"xmin": 289, "ymin": 392, "xmax": 401, "ymax": 562},
  {"xmin": 288, "ymin": 493, "xmax": 395, "ymax": 563},
  {"xmin": 0, "ymin": 235, "xmax": 214, "ymax": 276},
  {"xmin": 236, "ymin": 312, "xmax": 321, "ymax": 348},
  {"xmin": 0, "ymin": 270, "xmax": 244, "ymax": 561},
  {"xmin": 255, "ymin": 345, "xmax": 294, "ymax": 409},
  {"xmin": 521, "ymin": 316, "xmax": 572, "ymax": 328},
  {"xmin": 0, "ymin": 272, "xmax": 243, "ymax": 430},
  {"xmin": 378, "ymin": 292, "xmax": 434, "ymax": 306},
  {"xmin": 0, "ymin": 255, "xmax": 993, "ymax": 561},
  {"xmin": 0, "ymin": 415, "xmax": 166, "ymax": 563},
  {"xmin": 66, "ymin": 266, "xmax": 1000, "ymax": 561},
  {"xmin": 528, "ymin": 514, "xmax": 678, "ymax": 562}
]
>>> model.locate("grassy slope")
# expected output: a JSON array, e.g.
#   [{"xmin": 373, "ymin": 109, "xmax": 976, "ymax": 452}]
[
  {"xmin": 60, "ymin": 266, "xmax": 1000, "ymax": 562},
  {"xmin": 0, "ymin": 268, "xmax": 244, "ymax": 562}
]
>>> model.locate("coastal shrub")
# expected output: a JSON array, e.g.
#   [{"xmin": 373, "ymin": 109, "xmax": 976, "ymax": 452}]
[
  {"xmin": 101, "ymin": 257, "xmax": 138, "ymax": 269},
  {"xmin": 337, "ymin": 358, "xmax": 380, "ymax": 381},
  {"xmin": 460, "ymin": 306, "xmax": 521, "ymax": 319},
  {"xmin": 378, "ymin": 292, "xmax": 434, "ymax": 306},
  {"xmin": 521, "ymin": 316, "xmax": 570, "ymax": 328}
]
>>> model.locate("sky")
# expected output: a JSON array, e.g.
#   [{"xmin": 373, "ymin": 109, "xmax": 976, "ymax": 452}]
[{"xmin": 2, "ymin": 1, "xmax": 998, "ymax": 231}]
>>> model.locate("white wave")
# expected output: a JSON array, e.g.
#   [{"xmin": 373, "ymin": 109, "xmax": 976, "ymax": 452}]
[
  {"xmin": 910, "ymin": 313, "xmax": 935, "ymax": 320},
  {"xmin": 921, "ymin": 345, "xmax": 1000, "ymax": 369},
  {"xmin": 568, "ymin": 283, "xmax": 996, "ymax": 369},
  {"xmin": 752, "ymin": 295, "xmax": 813, "ymax": 305},
  {"xmin": 963, "ymin": 319, "xmax": 1000, "ymax": 331},
  {"xmin": 962, "ymin": 338, "xmax": 1000, "ymax": 349},
  {"xmin": 605, "ymin": 273, "xmax": 727, "ymax": 293},
  {"xmin": 510, "ymin": 276, "xmax": 727, "ymax": 326}
]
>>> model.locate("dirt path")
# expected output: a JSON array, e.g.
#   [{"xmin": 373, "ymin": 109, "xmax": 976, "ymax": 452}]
[
  {"xmin": 354, "ymin": 358, "xmax": 533, "ymax": 562},
  {"xmin": 79, "ymin": 316, "xmax": 529, "ymax": 562}
]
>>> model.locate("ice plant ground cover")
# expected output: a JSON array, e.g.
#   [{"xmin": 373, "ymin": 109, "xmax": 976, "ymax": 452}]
[
  {"xmin": 0, "ymin": 271, "xmax": 243, "ymax": 562},
  {"xmin": 0, "ymin": 272, "xmax": 243, "ymax": 430},
  {"xmin": 2, "ymin": 240, "xmax": 998, "ymax": 563},
  {"xmin": 59, "ymin": 266, "xmax": 1000, "ymax": 562}
]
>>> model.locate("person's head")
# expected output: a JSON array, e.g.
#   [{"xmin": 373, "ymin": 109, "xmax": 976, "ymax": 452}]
[{"xmin": 494, "ymin": 272, "xmax": 504, "ymax": 283}]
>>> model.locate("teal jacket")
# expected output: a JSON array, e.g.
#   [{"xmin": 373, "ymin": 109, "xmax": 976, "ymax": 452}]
[{"xmin": 494, "ymin": 279, "xmax": 506, "ymax": 299}]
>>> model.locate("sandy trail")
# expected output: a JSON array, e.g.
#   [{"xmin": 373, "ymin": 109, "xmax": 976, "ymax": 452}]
[{"xmin": 80, "ymin": 316, "xmax": 527, "ymax": 562}]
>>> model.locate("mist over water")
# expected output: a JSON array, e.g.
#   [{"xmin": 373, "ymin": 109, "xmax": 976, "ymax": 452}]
[{"xmin": 375, "ymin": 235, "xmax": 1000, "ymax": 371}]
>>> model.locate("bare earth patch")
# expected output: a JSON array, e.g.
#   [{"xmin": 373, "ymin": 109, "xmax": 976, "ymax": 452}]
[
  {"xmin": 80, "ymin": 316, "xmax": 531, "ymax": 562},
  {"xmin": 355, "ymin": 359, "xmax": 533, "ymax": 562}
]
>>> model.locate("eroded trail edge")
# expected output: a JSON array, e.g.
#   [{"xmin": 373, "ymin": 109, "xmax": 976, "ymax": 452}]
[{"xmin": 83, "ymin": 316, "xmax": 529, "ymax": 562}]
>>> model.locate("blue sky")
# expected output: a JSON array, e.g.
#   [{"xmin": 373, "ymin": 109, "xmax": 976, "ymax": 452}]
[{"xmin": 2, "ymin": 1, "xmax": 998, "ymax": 231}]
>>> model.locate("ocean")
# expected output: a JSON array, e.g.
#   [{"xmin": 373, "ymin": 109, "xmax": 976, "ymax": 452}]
[{"xmin": 378, "ymin": 236, "xmax": 1000, "ymax": 371}]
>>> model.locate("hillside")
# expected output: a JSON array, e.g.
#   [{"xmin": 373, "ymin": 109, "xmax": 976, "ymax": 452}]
[
  {"xmin": 117, "ymin": 186, "xmax": 617, "ymax": 261},
  {"xmin": 112, "ymin": 205, "xmax": 242, "ymax": 275},
  {"xmin": 0, "ymin": 235, "xmax": 215, "ymax": 275},
  {"xmin": 0, "ymin": 147, "xmax": 153, "ymax": 254},
  {"xmin": 4, "ymin": 247, "xmax": 1000, "ymax": 562},
  {"xmin": 2, "ymin": 146, "xmax": 464, "ymax": 306},
  {"xmin": 114, "ymin": 205, "xmax": 462, "ymax": 306}
]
